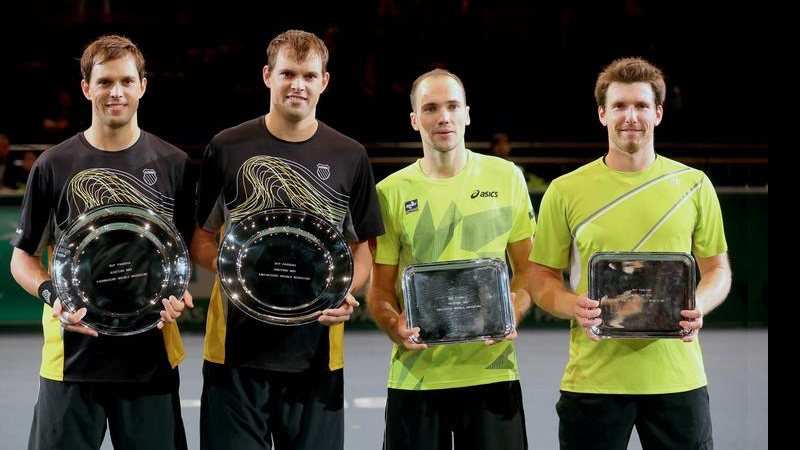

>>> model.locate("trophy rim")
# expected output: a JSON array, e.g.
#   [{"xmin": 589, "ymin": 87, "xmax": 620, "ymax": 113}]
[
  {"xmin": 402, "ymin": 257, "xmax": 514, "ymax": 345},
  {"xmin": 51, "ymin": 204, "xmax": 190, "ymax": 336},
  {"xmin": 217, "ymin": 207, "xmax": 353, "ymax": 326},
  {"xmin": 588, "ymin": 251, "xmax": 696, "ymax": 338}
]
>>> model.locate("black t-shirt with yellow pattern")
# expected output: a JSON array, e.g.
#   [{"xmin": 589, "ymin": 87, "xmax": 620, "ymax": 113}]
[
  {"xmin": 10, "ymin": 131, "xmax": 195, "ymax": 383},
  {"xmin": 196, "ymin": 117, "xmax": 383, "ymax": 372}
]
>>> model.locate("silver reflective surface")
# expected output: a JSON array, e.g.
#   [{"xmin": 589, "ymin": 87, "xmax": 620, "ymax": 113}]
[
  {"xmin": 51, "ymin": 204, "xmax": 190, "ymax": 335},
  {"xmin": 402, "ymin": 257, "xmax": 514, "ymax": 345},
  {"xmin": 588, "ymin": 252, "xmax": 696, "ymax": 338},
  {"xmin": 217, "ymin": 208, "xmax": 353, "ymax": 325}
]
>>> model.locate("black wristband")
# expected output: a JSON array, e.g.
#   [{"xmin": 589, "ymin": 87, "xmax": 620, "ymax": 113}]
[{"xmin": 38, "ymin": 280, "xmax": 55, "ymax": 307}]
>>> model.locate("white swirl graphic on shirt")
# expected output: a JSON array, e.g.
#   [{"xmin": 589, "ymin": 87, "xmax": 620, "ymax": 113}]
[
  {"xmin": 64, "ymin": 168, "xmax": 173, "ymax": 227},
  {"xmin": 229, "ymin": 155, "xmax": 348, "ymax": 224}
]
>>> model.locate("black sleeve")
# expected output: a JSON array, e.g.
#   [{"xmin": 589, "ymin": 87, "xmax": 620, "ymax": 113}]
[
  {"xmin": 9, "ymin": 158, "xmax": 54, "ymax": 255},
  {"xmin": 173, "ymin": 154, "xmax": 199, "ymax": 245},
  {"xmin": 348, "ymin": 149, "xmax": 384, "ymax": 241},
  {"xmin": 195, "ymin": 141, "xmax": 225, "ymax": 232}
]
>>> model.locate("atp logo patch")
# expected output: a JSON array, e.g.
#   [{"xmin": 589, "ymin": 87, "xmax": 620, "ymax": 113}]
[{"xmin": 404, "ymin": 199, "xmax": 418, "ymax": 213}]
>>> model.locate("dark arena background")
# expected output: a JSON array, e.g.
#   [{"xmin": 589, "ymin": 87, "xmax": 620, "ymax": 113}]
[{"xmin": 0, "ymin": 1, "xmax": 767, "ymax": 449}]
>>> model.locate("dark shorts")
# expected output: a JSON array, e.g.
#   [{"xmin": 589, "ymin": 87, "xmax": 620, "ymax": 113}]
[
  {"xmin": 200, "ymin": 361, "xmax": 344, "ymax": 450},
  {"xmin": 556, "ymin": 386, "xmax": 713, "ymax": 450},
  {"xmin": 28, "ymin": 373, "xmax": 186, "ymax": 450},
  {"xmin": 384, "ymin": 381, "xmax": 528, "ymax": 450}
]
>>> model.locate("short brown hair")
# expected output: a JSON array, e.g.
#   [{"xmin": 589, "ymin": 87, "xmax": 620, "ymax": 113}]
[
  {"xmin": 409, "ymin": 68, "xmax": 467, "ymax": 112},
  {"xmin": 267, "ymin": 30, "xmax": 329, "ymax": 72},
  {"xmin": 594, "ymin": 57, "xmax": 666, "ymax": 107},
  {"xmin": 80, "ymin": 35, "xmax": 145, "ymax": 82}
]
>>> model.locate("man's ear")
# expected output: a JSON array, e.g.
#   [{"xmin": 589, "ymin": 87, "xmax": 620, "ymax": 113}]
[
  {"xmin": 263, "ymin": 65, "xmax": 271, "ymax": 88},
  {"xmin": 654, "ymin": 104, "xmax": 663, "ymax": 126},
  {"xmin": 138, "ymin": 77, "xmax": 147, "ymax": 98},
  {"xmin": 410, "ymin": 112, "xmax": 419, "ymax": 131},
  {"xmin": 81, "ymin": 79, "xmax": 91, "ymax": 100},
  {"xmin": 320, "ymin": 71, "xmax": 330, "ymax": 93},
  {"xmin": 598, "ymin": 105, "xmax": 607, "ymax": 126}
]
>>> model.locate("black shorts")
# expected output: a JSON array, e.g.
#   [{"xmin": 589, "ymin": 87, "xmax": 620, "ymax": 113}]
[
  {"xmin": 556, "ymin": 386, "xmax": 713, "ymax": 450},
  {"xmin": 384, "ymin": 381, "xmax": 528, "ymax": 450},
  {"xmin": 28, "ymin": 373, "xmax": 186, "ymax": 450},
  {"xmin": 200, "ymin": 361, "xmax": 344, "ymax": 450}
]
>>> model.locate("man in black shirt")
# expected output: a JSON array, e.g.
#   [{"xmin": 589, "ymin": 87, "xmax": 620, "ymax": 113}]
[
  {"xmin": 9, "ymin": 34, "xmax": 193, "ymax": 450},
  {"xmin": 191, "ymin": 29, "xmax": 384, "ymax": 450}
]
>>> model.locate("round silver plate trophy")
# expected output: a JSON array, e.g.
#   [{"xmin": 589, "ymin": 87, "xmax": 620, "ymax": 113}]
[
  {"xmin": 217, "ymin": 208, "xmax": 353, "ymax": 326},
  {"xmin": 51, "ymin": 204, "xmax": 191, "ymax": 336}
]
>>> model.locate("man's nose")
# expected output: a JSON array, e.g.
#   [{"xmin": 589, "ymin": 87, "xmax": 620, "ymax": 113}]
[
  {"xmin": 624, "ymin": 105, "xmax": 638, "ymax": 123},
  {"xmin": 110, "ymin": 83, "xmax": 124, "ymax": 97},
  {"xmin": 291, "ymin": 77, "xmax": 305, "ymax": 90}
]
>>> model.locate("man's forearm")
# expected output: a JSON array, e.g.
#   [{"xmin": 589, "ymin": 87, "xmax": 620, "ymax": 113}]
[
  {"xmin": 531, "ymin": 264, "xmax": 575, "ymax": 320},
  {"xmin": 506, "ymin": 238, "xmax": 535, "ymax": 325},
  {"xmin": 368, "ymin": 296, "xmax": 400, "ymax": 336},
  {"xmin": 350, "ymin": 241, "xmax": 372, "ymax": 294},
  {"xmin": 696, "ymin": 254, "xmax": 732, "ymax": 315},
  {"xmin": 366, "ymin": 264, "xmax": 402, "ymax": 338},
  {"xmin": 510, "ymin": 272, "xmax": 533, "ymax": 324},
  {"xmin": 367, "ymin": 282, "xmax": 401, "ymax": 336},
  {"xmin": 10, "ymin": 247, "xmax": 51, "ymax": 297},
  {"xmin": 190, "ymin": 226, "xmax": 219, "ymax": 272}
]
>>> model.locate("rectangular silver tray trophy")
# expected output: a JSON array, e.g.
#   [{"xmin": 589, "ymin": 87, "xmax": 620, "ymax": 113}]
[
  {"xmin": 588, "ymin": 252, "xmax": 696, "ymax": 338},
  {"xmin": 402, "ymin": 258, "xmax": 515, "ymax": 345}
]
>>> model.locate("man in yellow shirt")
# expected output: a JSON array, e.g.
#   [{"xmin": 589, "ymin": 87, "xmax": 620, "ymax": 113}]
[
  {"xmin": 368, "ymin": 69, "xmax": 536, "ymax": 449},
  {"xmin": 530, "ymin": 57, "xmax": 732, "ymax": 449}
]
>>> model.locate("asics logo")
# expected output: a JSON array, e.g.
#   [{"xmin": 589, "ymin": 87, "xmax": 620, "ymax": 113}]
[{"xmin": 470, "ymin": 190, "xmax": 498, "ymax": 199}]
